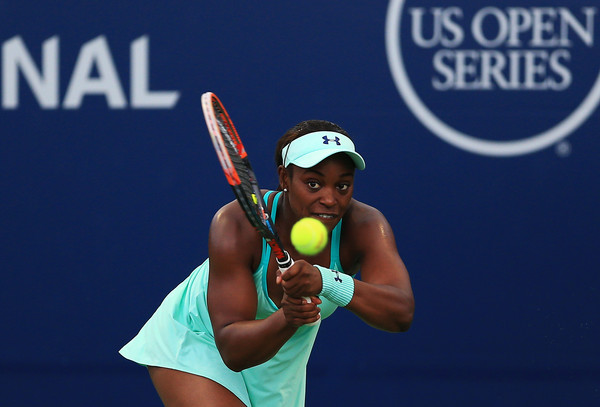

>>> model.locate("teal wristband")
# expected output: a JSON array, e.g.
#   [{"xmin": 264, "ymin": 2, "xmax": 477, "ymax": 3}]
[{"xmin": 315, "ymin": 265, "xmax": 355, "ymax": 307}]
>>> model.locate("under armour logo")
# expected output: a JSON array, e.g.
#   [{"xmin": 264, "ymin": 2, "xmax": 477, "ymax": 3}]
[
  {"xmin": 322, "ymin": 135, "xmax": 341, "ymax": 145},
  {"xmin": 333, "ymin": 270, "xmax": 343, "ymax": 283}
]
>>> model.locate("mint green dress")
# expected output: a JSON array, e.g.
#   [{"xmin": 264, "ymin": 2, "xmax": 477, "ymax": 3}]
[{"xmin": 119, "ymin": 191, "xmax": 345, "ymax": 406}]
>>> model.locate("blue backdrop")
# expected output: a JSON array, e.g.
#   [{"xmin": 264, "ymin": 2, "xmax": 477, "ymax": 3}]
[{"xmin": 1, "ymin": 1, "xmax": 598, "ymax": 406}]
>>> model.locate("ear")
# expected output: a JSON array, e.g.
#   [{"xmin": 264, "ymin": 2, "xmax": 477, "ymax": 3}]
[{"xmin": 277, "ymin": 165, "xmax": 288, "ymax": 190}]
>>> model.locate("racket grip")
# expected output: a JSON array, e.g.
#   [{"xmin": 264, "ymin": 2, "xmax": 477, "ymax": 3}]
[
  {"xmin": 277, "ymin": 253, "xmax": 308, "ymax": 301},
  {"xmin": 276, "ymin": 250, "xmax": 294, "ymax": 271},
  {"xmin": 276, "ymin": 252, "xmax": 320, "ymax": 326}
]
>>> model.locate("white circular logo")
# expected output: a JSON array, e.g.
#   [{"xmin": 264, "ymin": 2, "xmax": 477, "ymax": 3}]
[{"xmin": 385, "ymin": 0, "xmax": 600, "ymax": 156}]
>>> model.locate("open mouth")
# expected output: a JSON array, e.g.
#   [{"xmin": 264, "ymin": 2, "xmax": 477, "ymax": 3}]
[{"xmin": 315, "ymin": 214, "xmax": 336, "ymax": 220}]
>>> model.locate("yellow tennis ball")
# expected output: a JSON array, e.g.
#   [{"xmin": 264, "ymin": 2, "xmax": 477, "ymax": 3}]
[{"xmin": 291, "ymin": 217, "xmax": 328, "ymax": 256}]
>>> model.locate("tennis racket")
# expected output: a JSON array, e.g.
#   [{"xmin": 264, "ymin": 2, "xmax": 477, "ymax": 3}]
[{"xmin": 201, "ymin": 92, "xmax": 315, "ymax": 306}]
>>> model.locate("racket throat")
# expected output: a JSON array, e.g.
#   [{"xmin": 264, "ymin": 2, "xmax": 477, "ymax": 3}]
[{"xmin": 270, "ymin": 243, "xmax": 292, "ymax": 270}]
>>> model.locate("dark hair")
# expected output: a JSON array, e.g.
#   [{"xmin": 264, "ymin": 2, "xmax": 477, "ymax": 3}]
[{"xmin": 274, "ymin": 120, "xmax": 351, "ymax": 167}]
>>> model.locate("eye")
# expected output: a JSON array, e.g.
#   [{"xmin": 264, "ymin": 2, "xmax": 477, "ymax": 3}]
[
  {"xmin": 307, "ymin": 181, "xmax": 320, "ymax": 189},
  {"xmin": 337, "ymin": 183, "xmax": 351, "ymax": 191}
]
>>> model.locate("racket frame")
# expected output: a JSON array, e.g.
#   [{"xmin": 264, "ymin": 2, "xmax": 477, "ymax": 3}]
[{"xmin": 201, "ymin": 92, "xmax": 292, "ymax": 269}]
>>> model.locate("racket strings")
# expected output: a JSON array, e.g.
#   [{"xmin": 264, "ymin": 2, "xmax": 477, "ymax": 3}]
[
  {"xmin": 213, "ymin": 101, "xmax": 246, "ymax": 159},
  {"xmin": 225, "ymin": 145, "xmax": 258, "ymax": 218}
]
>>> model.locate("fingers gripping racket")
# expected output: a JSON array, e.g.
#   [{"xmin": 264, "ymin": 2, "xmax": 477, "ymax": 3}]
[{"xmin": 201, "ymin": 92, "xmax": 314, "ymax": 307}]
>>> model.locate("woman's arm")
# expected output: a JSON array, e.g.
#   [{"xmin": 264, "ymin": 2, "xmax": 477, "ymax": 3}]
[
  {"xmin": 207, "ymin": 202, "xmax": 320, "ymax": 371},
  {"xmin": 343, "ymin": 204, "xmax": 414, "ymax": 332},
  {"xmin": 280, "ymin": 203, "xmax": 414, "ymax": 333}
]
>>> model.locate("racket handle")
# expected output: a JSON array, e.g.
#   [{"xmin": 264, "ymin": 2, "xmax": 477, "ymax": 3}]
[
  {"xmin": 276, "ymin": 252, "xmax": 320, "ymax": 326},
  {"xmin": 276, "ymin": 250, "xmax": 294, "ymax": 271},
  {"xmin": 277, "ymin": 253, "xmax": 308, "ymax": 301}
]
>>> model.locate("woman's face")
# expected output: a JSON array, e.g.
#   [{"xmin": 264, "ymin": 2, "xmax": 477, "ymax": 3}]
[{"xmin": 285, "ymin": 153, "xmax": 355, "ymax": 230}]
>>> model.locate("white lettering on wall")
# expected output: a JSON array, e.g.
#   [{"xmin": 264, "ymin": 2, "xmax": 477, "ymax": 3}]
[
  {"xmin": 1, "ymin": 35, "xmax": 180, "ymax": 109},
  {"xmin": 408, "ymin": 6, "xmax": 597, "ymax": 91}
]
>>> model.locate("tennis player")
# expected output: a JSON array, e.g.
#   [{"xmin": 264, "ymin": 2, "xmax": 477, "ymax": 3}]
[{"xmin": 119, "ymin": 119, "xmax": 414, "ymax": 406}]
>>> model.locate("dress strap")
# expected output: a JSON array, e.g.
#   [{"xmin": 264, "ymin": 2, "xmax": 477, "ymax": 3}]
[
  {"xmin": 255, "ymin": 191, "xmax": 279, "ymax": 275},
  {"xmin": 329, "ymin": 220, "xmax": 345, "ymax": 273},
  {"xmin": 270, "ymin": 191, "xmax": 282, "ymax": 219}
]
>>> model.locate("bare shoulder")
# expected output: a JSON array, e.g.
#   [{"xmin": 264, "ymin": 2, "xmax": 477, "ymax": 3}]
[
  {"xmin": 344, "ymin": 199, "xmax": 392, "ymax": 235},
  {"xmin": 210, "ymin": 190, "xmax": 275, "ymax": 239},
  {"xmin": 340, "ymin": 199, "xmax": 398, "ymax": 262},
  {"xmin": 210, "ymin": 200, "xmax": 248, "ymax": 234},
  {"xmin": 209, "ymin": 199, "xmax": 261, "ymax": 264}
]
